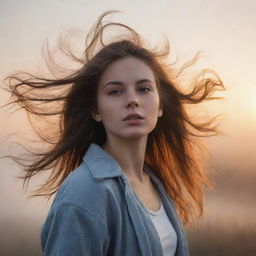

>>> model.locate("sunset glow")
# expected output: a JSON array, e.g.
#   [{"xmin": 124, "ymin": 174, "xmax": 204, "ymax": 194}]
[{"xmin": 1, "ymin": 1, "xmax": 256, "ymax": 255}]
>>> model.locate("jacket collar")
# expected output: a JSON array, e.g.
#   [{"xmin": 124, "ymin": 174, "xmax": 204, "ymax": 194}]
[
  {"xmin": 83, "ymin": 143, "xmax": 125, "ymax": 180},
  {"xmin": 82, "ymin": 143, "xmax": 161, "ymax": 184}
]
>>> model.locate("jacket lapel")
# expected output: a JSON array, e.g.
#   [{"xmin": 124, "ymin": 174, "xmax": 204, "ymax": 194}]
[{"xmin": 118, "ymin": 176, "xmax": 163, "ymax": 256}]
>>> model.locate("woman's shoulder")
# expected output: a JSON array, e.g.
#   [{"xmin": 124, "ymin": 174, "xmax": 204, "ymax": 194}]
[{"xmin": 50, "ymin": 162, "xmax": 122, "ymax": 215}]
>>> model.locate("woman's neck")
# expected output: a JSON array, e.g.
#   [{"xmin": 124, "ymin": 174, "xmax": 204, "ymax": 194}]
[{"xmin": 102, "ymin": 136, "xmax": 148, "ymax": 182}]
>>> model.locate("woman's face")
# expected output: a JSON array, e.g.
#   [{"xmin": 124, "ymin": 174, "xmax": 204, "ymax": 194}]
[{"xmin": 92, "ymin": 56, "xmax": 162, "ymax": 142}]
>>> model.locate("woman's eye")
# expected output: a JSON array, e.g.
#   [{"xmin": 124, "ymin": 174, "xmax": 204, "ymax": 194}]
[
  {"xmin": 108, "ymin": 89, "xmax": 122, "ymax": 95},
  {"xmin": 139, "ymin": 87, "xmax": 150, "ymax": 93}
]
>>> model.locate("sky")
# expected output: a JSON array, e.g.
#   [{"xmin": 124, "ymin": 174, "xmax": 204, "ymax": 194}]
[
  {"xmin": 0, "ymin": 0, "xmax": 256, "ymax": 254},
  {"xmin": 1, "ymin": 0, "xmax": 255, "ymax": 165}
]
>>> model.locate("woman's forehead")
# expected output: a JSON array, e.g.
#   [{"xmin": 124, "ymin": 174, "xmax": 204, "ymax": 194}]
[{"xmin": 99, "ymin": 57, "xmax": 155, "ymax": 86}]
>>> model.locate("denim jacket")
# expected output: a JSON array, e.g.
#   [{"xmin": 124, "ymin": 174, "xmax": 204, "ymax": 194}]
[{"xmin": 41, "ymin": 143, "xmax": 189, "ymax": 256}]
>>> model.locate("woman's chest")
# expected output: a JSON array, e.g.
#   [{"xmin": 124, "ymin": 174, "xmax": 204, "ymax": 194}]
[{"xmin": 128, "ymin": 178, "xmax": 161, "ymax": 212}]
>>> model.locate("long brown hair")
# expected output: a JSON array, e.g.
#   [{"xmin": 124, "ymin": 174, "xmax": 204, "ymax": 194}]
[{"xmin": 3, "ymin": 10, "xmax": 224, "ymax": 224}]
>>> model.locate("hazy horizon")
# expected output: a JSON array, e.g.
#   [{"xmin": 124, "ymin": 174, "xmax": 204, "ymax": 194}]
[{"xmin": 1, "ymin": 1, "xmax": 256, "ymax": 255}]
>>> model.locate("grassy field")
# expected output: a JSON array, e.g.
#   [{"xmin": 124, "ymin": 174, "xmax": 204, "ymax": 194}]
[
  {"xmin": 187, "ymin": 219, "xmax": 256, "ymax": 256},
  {"xmin": 187, "ymin": 161, "xmax": 256, "ymax": 256}
]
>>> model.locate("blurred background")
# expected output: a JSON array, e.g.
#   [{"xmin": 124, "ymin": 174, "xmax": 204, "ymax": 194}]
[{"xmin": 0, "ymin": 0, "xmax": 255, "ymax": 255}]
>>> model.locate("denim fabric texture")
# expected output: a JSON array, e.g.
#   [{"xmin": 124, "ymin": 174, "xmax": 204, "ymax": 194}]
[{"xmin": 41, "ymin": 143, "xmax": 189, "ymax": 256}]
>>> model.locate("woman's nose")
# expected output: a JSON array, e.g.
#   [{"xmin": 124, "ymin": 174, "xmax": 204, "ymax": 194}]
[
  {"xmin": 127, "ymin": 100, "xmax": 139, "ymax": 108},
  {"xmin": 126, "ymin": 90, "xmax": 139, "ymax": 108}
]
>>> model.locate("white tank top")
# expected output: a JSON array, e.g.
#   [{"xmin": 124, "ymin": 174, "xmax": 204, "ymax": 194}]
[{"xmin": 144, "ymin": 200, "xmax": 177, "ymax": 256}]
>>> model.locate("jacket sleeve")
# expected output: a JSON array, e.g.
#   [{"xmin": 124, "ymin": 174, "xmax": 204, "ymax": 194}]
[{"xmin": 41, "ymin": 204, "xmax": 109, "ymax": 256}]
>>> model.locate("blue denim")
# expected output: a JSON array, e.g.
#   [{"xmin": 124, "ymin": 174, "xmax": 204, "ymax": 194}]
[{"xmin": 41, "ymin": 143, "xmax": 189, "ymax": 255}]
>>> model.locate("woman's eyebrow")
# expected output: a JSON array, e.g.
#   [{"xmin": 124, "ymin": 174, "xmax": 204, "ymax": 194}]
[
  {"xmin": 103, "ymin": 79, "xmax": 153, "ymax": 88},
  {"xmin": 103, "ymin": 81, "xmax": 123, "ymax": 88}
]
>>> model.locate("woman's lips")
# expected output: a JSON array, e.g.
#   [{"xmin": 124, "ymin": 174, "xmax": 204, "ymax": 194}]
[{"xmin": 123, "ymin": 113, "xmax": 143, "ymax": 121}]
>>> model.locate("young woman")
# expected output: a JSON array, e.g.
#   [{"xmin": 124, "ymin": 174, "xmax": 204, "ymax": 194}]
[{"xmin": 4, "ymin": 11, "xmax": 224, "ymax": 256}]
